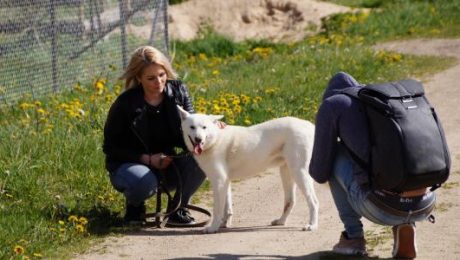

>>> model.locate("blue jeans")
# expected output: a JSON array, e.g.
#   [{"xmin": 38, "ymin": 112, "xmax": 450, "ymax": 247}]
[
  {"xmin": 109, "ymin": 155, "xmax": 206, "ymax": 207},
  {"xmin": 329, "ymin": 145, "xmax": 435, "ymax": 238}
]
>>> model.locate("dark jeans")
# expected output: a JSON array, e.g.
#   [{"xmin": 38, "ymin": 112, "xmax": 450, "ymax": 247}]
[
  {"xmin": 329, "ymin": 145, "xmax": 435, "ymax": 238},
  {"xmin": 109, "ymin": 155, "xmax": 206, "ymax": 208}
]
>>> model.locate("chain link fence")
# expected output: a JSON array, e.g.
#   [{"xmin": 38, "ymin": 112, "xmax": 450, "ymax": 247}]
[{"xmin": 0, "ymin": 0, "xmax": 169, "ymax": 104}]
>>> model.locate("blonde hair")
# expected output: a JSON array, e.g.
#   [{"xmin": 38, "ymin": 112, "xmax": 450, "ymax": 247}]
[{"xmin": 120, "ymin": 46, "xmax": 177, "ymax": 90}]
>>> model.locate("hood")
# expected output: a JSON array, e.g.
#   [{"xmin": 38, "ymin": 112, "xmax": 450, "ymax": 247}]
[{"xmin": 322, "ymin": 72, "xmax": 362, "ymax": 100}]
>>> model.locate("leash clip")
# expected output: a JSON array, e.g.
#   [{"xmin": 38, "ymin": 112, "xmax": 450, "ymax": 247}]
[{"xmin": 427, "ymin": 214, "xmax": 436, "ymax": 224}]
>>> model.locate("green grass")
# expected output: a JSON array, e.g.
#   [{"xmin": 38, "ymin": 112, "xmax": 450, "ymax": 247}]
[
  {"xmin": 1, "ymin": 0, "xmax": 459, "ymax": 258},
  {"xmin": 365, "ymin": 226, "xmax": 393, "ymax": 254},
  {"xmin": 322, "ymin": 0, "xmax": 460, "ymax": 41}
]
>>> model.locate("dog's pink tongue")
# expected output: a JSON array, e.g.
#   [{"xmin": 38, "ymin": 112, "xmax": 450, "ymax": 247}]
[{"xmin": 193, "ymin": 144, "xmax": 203, "ymax": 155}]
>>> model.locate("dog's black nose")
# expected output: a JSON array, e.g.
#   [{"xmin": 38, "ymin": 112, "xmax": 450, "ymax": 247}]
[{"xmin": 194, "ymin": 137, "xmax": 202, "ymax": 144}]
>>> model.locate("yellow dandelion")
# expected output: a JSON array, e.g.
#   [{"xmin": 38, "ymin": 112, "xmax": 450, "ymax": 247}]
[
  {"xmin": 75, "ymin": 224, "xmax": 85, "ymax": 233},
  {"xmin": 34, "ymin": 101, "xmax": 42, "ymax": 107},
  {"xmin": 14, "ymin": 245, "xmax": 24, "ymax": 254},
  {"xmin": 196, "ymin": 107, "xmax": 207, "ymax": 114},
  {"xmin": 212, "ymin": 70, "xmax": 220, "ymax": 76},
  {"xmin": 58, "ymin": 104, "xmax": 69, "ymax": 111},
  {"xmin": 407, "ymin": 27, "xmax": 416, "ymax": 34},
  {"xmin": 114, "ymin": 84, "xmax": 122, "ymax": 95},
  {"xmin": 319, "ymin": 36, "xmax": 329, "ymax": 45},
  {"xmin": 252, "ymin": 47, "xmax": 273, "ymax": 58},
  {"xmin": 187, "ymin": 55, "xmax": 197, "ymax": 64},
  {"xmin": 36, "ymin": 108, "xmax": 46, "ymax": 115},
  {"xmin": 71, "ymin": 98, "xmax": 82, "ymax": 106},
  {"xmin": 68, "ymin": 215, "xmax": 78, "ymax": 223},
  {"xmin": 95, "ymin": 81, "xmax": 104, "ymax": 89},
  {"xmin": 19, "ymin": 102, "xmax": 34, "ymax": 110},
  {"xmin": 79, "ymin": 217, "xmax": 88, "ymax": 225},
  {"xmin": 74, "ymin": 82, "xmax": 86, "ymax": 92},
  {"xmin": 198, "ymin": 53, "xmax": 208, "ymax": 61},
  {"xmin": 212, "ymin": 104, "xmax": 221, "ymax": 114},
  {"xmin": 241, "ymin": 95, "xmax": 250, "ymax": 104},
  {"xmin": 33, "ymin": 253, "xmax": 43, "ymax": 258},
  {"xmin": 233, "ymin": 106, "xmax": 242, "ymax": 114},
  {"xmin": 224, "ymin": 110, "xmax": 234, "ymax": 119},
  {"xmin": 430, "ymin": 28, "xmax": 440, "ymax": 35},
  {"xmin": 105, "ymin": 94, "xmax": 115, "ymax": 103},
  {"xmin": 58, "ymin": 220, "xmax": 65, "ymax": 225},
  {"xmin": 244, "ymin": 118, "xmax": 252, "ymax": 125}
]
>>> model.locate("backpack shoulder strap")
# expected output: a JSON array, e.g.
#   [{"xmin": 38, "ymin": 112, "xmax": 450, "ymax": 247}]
[
  {"xmin": 339, "ymin": 87, "xmax": 373, "ymax": 182},
  {"xmin": 340, "ymin": 140, "xmax": 370, "ymax": 171}
]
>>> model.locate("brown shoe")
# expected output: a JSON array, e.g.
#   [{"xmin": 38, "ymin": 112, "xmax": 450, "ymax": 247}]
[
  {"xmin": 333, "ymin": 231, "xmax": 367, "ymax": 256},
  {"xmin": 392, "ymin": 224, "xmax": 417, "ymax": 259}
]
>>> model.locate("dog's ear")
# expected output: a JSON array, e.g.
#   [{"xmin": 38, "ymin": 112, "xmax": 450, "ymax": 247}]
[
  {"xmin": 177, "ymin": 105, "xmax": 189, "ymax": 120},
  {"xmin": 210, "ymin": 115, "xmax": 224, "ymax": 122}
]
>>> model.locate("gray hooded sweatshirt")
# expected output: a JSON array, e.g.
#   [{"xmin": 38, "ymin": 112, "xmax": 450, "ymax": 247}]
[{"xmin": 309, "ymin": 72, "xmax": 370, "ymax": 184}]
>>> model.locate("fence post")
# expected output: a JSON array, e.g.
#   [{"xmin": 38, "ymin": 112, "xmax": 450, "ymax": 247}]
[
  {"xmin": 149, "ymin": 0, "xmax": 161, "ymax": 45},
  {"xmin": 89, "ymin": 0, "xmax": 95, "ymax": 44},
  {"xmin": 163, "ymin": 0, "xmax": 169, "ymax": 56},
  {"xmin": 49, "ymin": 0, "xmax": 59, "ymax": 93},
  {"xmin": 118, "ymin": 0, "xmax": 128, "ymax": 69},
  {"xmin": 149, "ymin": 0, "xmax": 169, "ymax": 56}
]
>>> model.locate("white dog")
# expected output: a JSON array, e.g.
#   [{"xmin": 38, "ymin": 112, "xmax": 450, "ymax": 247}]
[{"xmin": 178, "ymin": 106, "xmax": 319, "ymax": 233}]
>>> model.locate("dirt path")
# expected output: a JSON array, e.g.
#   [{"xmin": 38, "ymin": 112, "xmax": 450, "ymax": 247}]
[{"xmin": 76, "ymin": 38, "xmax": 460, "ymax": 259}]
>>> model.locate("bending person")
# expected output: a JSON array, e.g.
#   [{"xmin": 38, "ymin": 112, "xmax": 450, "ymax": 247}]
[
  {"xmin": 103, "ymin": 46, "xmax": 206, "ymax": 226},
  {"xmin": 309, "ymin": 72, "xmax": 437, "ymax": 258}
]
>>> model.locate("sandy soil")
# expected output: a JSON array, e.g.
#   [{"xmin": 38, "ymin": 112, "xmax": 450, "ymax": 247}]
[
  {"xmin": 167, "ymin": 0, "xmax": 351, "ymax": 42},
  {"xmin": 76, "ymin": 1, "xmax": 460, "ymax": 258}
]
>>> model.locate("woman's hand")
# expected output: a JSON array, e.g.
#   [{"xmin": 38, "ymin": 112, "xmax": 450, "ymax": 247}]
[
  {"xmin": 141, "ymin": 153, "xmax": 172, "ymax": 169},
  {"xmin": 153, "ymin": 153, "xmax": 172, "ymax": 169},
  {"xmin": 216, "ymin": 121, "xmax": 226, "ymax": 129}
]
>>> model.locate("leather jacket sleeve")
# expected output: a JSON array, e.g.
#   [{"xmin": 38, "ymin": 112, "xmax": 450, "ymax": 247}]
[
  {"xmin": 172, "ymin": 81, "xmax": 195, "ymax": 113},
  {"xmin": 103, "ymin": 91, "xmax": 144, "ymax": 165}
]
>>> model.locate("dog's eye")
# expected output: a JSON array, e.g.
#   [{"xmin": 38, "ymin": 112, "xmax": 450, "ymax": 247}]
[
  {"xmin": 190, "ymin": 126, "xmax": 195, "ymax": 130},
  {"xmin": 202, "ymin": 126, "xmax": 207, "ymax": 129}
]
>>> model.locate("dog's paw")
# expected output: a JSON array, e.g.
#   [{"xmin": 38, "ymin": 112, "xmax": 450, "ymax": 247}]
[
  {"xmin": 220, "ymin": 222, "xmax": 230, "ymax": 228},
  {"xmin": 302, "ymin": 224, "xmax": 318, "ymax": 231},
  {"xmin": 270, "ymin": 219, "xmax": 286, "ymax": 226},
  {"xmin": 221, "ymin": 214, "xmax": 232, "ymax": 228},
  {"xmin": 202, "ymin": 226, "xmax": 219, "ymax": 234}
]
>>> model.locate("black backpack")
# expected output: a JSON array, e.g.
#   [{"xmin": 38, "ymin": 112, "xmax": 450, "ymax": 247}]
[{"xmin": 342, "ymin": 79, "xmax": 450, "ymax": 192}]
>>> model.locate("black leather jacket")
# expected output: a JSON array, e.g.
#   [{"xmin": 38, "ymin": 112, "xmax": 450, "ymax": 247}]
[{"xmin": 102, "ymin": 80, "xmax": 194, "ymax": 172}]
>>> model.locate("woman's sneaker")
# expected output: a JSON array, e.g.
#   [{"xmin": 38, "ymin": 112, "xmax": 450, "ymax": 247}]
[
  {"xmin": 392, "ymin": 224, "xmax": 417, "ymax": 259},
  {"xmin": 167, "ymin": 207, "xmax": 196, "ymax": 226},
  {"xmin": 332, "ymin": 231, "xmax": 367, "ymax": 256}
]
